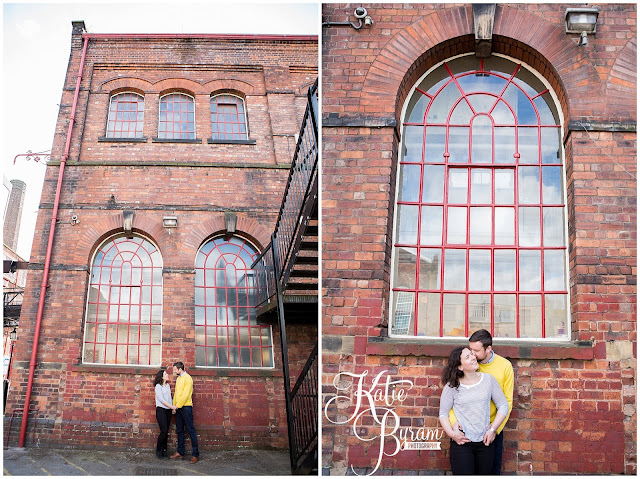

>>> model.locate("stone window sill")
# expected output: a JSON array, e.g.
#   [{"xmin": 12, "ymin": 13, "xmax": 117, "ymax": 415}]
[
  {"xmin": 366, "ymin": 336, "xmax": 594, "ymax": 360},
  {"xmin": 70, "ymin": 363, "xmax": 282, "ymax": 378},
  {"xmin": 151, "ymin": 137, "xmax": 202, "ymax": 144},
  {"xmin": 98, "ymin": 136, "xmax": 148, "ymax": 142},
  {"xmin": 207, "ymin": 138, "xmax": 256, "ymax": 145}
]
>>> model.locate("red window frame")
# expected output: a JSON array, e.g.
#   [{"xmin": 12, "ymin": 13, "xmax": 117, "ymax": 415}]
[
  {"xmin": 195, "ymin": 236, "xmax": 273, "ymax": 368},
  {"xmin": 159, "ymin": 93, "xmax": 195, "ymax": 139},
  {"xmin": 210, "ymin": 94, "xmax": 248, "ymax": 140},
  {"xmin": 106, "ymin": 92, "xmax": 145, "ymax": 138},
  {"xmin": 83, "ymin": 235, "xmax": 163, "ymax": 365},
  {"xmin": 392, "ymin": 56, "xmax": 567, "ymax": 339}
]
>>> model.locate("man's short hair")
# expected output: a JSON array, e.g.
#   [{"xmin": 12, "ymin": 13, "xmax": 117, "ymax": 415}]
[
  {"xmin": 173, "ymin": 361, "xmax": 185, "ymax": 371},
  {"xmin": 469, "ymin": 329, "xmax": 492, "ymax": 348}
]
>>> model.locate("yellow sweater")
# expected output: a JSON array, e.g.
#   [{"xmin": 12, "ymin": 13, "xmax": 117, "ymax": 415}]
[
  {"xmin": 449, "ymin": 351, "xmax": 514, "ymax": 434},
  {"xmin": 173, "ymin": 372, "xmax": 194, "ymax": 408}
]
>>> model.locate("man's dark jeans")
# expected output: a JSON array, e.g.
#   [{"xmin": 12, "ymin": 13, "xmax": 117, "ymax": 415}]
[
  {"xmin": 175, "ymin": 406, "xmax": 199, "ymax": 458},
  {"xmin": 492, "ymin": 431, "xmax": 504, "ymax": 474}
]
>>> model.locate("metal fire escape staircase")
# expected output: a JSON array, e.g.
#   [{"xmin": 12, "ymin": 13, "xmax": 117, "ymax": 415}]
[{"xmin": 252, "ymin": 79, "xmax": 318, "ymax": 475}]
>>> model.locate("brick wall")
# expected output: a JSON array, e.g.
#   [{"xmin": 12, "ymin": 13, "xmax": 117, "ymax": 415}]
[
  {"xmin": 5, "ymin": 26, "xmax": 318, "ymax": 452},
  {"xmin": 322, "ymin": 3, "xmax": 635, "ymax": 475}
]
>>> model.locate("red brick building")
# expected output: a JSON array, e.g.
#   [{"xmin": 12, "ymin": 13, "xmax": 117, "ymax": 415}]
[
  {"xmin": 5, "ymin": 21, "xmax": 318, "ymax": 459},
  {"xmin": 322, "ymin": 3, "xmax": 636, "ymax": 475}
]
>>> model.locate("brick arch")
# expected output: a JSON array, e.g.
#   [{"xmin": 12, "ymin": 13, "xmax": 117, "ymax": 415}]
[
  {"xmin": 204, "ymin": 79, "xmax": 255, "ymax": 96},
  {"xmin": 362, "ymin": 5, "xmax": 602, "ymax": 128},
  {"xmin": 71, "ymin": 212, "xmax": 170, "ymax": 265},
  {"xmin": 98, "ymin": 77, "xmax": 153, "ymax": 94},
  {"xmin": 154, "ymin": 78, "xmax": 203, "ymax": 95},
  {"xmin": 605, "ymin": 37, "xmax": 637, "ymax": 121},
  {"xmin": 180, "ymin": 213, "xmax": 271, "ymax": 261}
]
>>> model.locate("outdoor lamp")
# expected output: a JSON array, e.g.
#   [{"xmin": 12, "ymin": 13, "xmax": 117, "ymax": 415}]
[
  {"xmin": 162, "ymin": 216, "xmax": 178, "ymax": 228},
  {"xmin": 565, "ymin": 7, "xmax": 599, "ymax": 46},
  {"xmin": 10, "ymin": 328, "xmax": 17, "ymax": 340}
]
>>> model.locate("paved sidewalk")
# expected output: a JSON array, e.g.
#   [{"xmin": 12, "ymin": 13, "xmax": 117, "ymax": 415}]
[{"xmin": 3, "ymin": 446, "xmax": 292, "ymax": 476}]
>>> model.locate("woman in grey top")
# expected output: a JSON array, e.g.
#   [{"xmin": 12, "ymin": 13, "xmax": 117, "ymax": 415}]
[
  {"xmin": 439, "ymin": 346, "xmax": 509, "ymax": 475},
  {"xmin": 154, "ymin": 370, "xmax": 177, "ymax": 459}
]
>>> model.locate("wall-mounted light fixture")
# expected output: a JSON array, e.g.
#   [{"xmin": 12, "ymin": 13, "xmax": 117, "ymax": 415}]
[
  {"xmin": 163, "ymin": 216, "xmax": 178, "ymax": 228},
  {"xmin": 10, "ymin": 328, "xmax": 18, "ymax": 340},
  {"xmin": 565, "ymin": 7, "xmax": 599, "ymax": 46},
  {"xmin": 322, "ymin": 6, "xmax": 373, "ymax": 30}
]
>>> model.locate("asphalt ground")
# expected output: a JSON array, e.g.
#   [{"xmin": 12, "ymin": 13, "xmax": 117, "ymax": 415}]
[{"xmin": 3, "ymin": 446, "xmax": 293, "ymax": 476}]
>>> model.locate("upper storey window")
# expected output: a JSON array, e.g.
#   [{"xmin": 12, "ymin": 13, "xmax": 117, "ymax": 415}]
[
  {"xmin": 210, "ymin": 94, "xmax": 248, "ymax": 140},
  {"xmin": 106, "ymin": 92, "xmax": 145, "ymax": 138},
  {"xmin": 391, "ymin": 54, "xmax": 567, "ymax": 340},
  {"xmin": 159, "ymin": 93, "xmax": 195, "ymax": 139}
]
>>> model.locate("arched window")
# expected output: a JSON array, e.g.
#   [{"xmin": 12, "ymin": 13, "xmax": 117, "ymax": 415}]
[
  {"xmin": 391, "ymin": 54, "xmax": 567, "ymax": 339},
  {"xmin": 159, "ymin": 93, "xmax": 195, "ymax": 139},
  {"xmin": 195, "ymin": 236, "xmax": 273, "ymax": 368},
  {"xmin": 210, "ymin": 94, "xmax": 248, "ymax": 140},
  {"xmin": 106, "ymin": 92, "xmax": 145, "ymax": 138},
  {"xmin": 83, "ymin": 234, "xmax": 163, "ymax": 365}
]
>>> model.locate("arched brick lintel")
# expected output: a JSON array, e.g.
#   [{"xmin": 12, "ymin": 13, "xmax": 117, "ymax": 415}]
[
  {"xmin": 361, "ymin": 5, "xmax": 605, "ymax": 129},
  {"xmin": 71, "ymin": 212, "xmax": 170, "ymax": 266},
  {"xmin": 180, "ymin": 214, "xmax": 271, "ymax": 258}
]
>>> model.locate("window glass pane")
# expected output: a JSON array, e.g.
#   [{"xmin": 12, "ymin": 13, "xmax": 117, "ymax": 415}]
[
  {"xmin": 534, "ymin": 94, "xmax": 559, "ymax": 126},
  {"xmin": 396, "ymin": 205, "xmax": 419, "ymax": 244},
  {"xmin": 443, "ymin": 294, "xmax": 465, "ymax": 337},
  {"xmin": 495, "ymin": 207, "xmax": 515, "ymax": 245},
  {"xmin": 469, "ymin": 250, "xmax": 491, "ymax": 291},
  {"xmin": 447, "ymin": 207, "xmax": 467, "ymax": 244},
  {"xmin": 519, "ymin": 294, "xmax": 542, "ymax": 338},
  {"xmin": 494, "ymin": 294, "xmax": 517, "ymax": 338},
  {"xmin": 469, "ymin": 207, "xmax": 491, "ymax": 245},
  {"xmin": 543, "ymin": 207, "xmax": 565, "ymax": 246},
  {"xmin": 393, "ymin": 247, "xmax": 416, "ymax": 289},
  {"xmin": 448, "ymin": 169, "xmax": 468, "ymax": 203},
  {"xmin": 423, "ymin": 165, "xmax": 445, "ymax": 203},
  {"xmin": 425, "ymin": 127, "xmax": 446, "ymax": 163},
  {"xmin": 492, "ymin": 102, "xmax": 515, "ymax": 126},
  {"xmin": 470, "ymin": 169, "xmax": 491, "ymax": 204},
  {"xmin": 542, "ymin": 166, "xmax": 563, "ymax": 204},
  {"xmin": 518, "ymin": 166, "xmax": 540, "ymax": 204},
  {"xmin": 544, "ymin": 250, "xmax": 566, "ymax": 291},
  {"xmin": 468, "ymin": 94, "xmax": 494, "ymax": 114},
  {"xmin": 541, "ymin": 128, "xmax": 561, "ymax": 164},
  {"xmin": 468, "ymin": 294, "xmax": 491, "ymax": 331},
  {"xmin": 391, "ymin": 291, "xmax": 415, "ymax": 335},
  {"xmin": 495, "ymin": 170, "xmax": 514, "ymax": 204},
  {"xmin": 407, "ymin": 93, "xmax": 429, "ymax": 123},
  {"xmin": 508, "ymin": 84, "xmax": 537, "ymax": 125},
  {"xmin": 419, "ymin": 249, "xmax": 441, "ymax": 289},
  {"xmin": 416, "ymin": 293, "xmax": 440, "ymax": 337},
  {"xmin": 402, "ymin": 126, "xmax": 423, "ymax": 162},
  {"xmin": 518, "ymin": 128, "xmax": 539, "ymax": 164},
  {"xmin": 545, "ymin": 294, "xmax": 568, "ymax": 339},
  {"xmin": 444, "ymin": 249, "xmax": 466, "ymax": 290},
  {"xmin": 421, "ymin": 206, "xmax": 443, "ymax": 245},
  {"xmin": 448, "ymin": 127, "xmax": 469, "ymax": 163},
  {"xmin": 494, "ymin": 127, "xmax": 516, "ymax": 163},
  {"xmin": 449, "ymin": 101, "xmax": 473, "ymax": 124},
  {"xmin": 519, "ymin": 207, "xmax": 540, "ymax": 246},
  {"xmin": 471, "ymin": 116, "xmax": 492, "ymax": 163},
  {"xmin": 428, "ymin": 81, "xmax": 460, "ymax": 123},
  {"xmin": 519, "ymin": 250, "xmax": 541, "ymax": 291}
]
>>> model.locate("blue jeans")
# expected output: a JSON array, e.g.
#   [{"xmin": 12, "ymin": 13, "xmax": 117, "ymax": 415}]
[{"xmin": 175, "ymin": 406, "xmax": 199, "ymax": 457}]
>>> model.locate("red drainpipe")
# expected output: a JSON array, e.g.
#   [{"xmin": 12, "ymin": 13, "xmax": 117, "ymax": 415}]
[{"xmin": 18, "ymin": 35, "xmax": 89, "ymax": 448}]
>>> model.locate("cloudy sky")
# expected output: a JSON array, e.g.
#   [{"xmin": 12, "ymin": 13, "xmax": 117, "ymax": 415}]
[{"xmin": 2, "ymin": 1, "xmax": 319, "ymax": 259}]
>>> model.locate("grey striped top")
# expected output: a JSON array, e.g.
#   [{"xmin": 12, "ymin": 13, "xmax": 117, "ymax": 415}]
[{"xmin": 439, "ymin": 373, "xmax": 509, "ymax": 443}]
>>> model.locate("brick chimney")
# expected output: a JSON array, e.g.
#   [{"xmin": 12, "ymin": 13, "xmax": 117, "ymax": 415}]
[{"xmin": 3, "ymin": 179, "xmax": 26, "ymax": 251}]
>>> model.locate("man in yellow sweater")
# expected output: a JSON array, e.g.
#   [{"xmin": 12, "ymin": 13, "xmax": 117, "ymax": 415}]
[
  {"xmin": 170, "ymin": 361, "xmax": 199, "ymax": 463},
  {"xmin": 449, "ymin": 329, "xmax": 514, "ymax": 474}
]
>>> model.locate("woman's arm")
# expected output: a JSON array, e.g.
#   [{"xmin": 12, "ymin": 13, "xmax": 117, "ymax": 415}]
[{"xmin": 439, "ymin": 386, "xmax": 470, "ymax": 446}]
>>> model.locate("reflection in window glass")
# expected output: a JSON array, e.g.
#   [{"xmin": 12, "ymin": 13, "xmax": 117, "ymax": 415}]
[
  {"xmin": 210, "ymin": 94, "xmax": 248, "ymax": 140},
  {"xmin": 83, "ymin": 235, "xmax": 162, "ymax": 365},
  {"xmin": 159, "ymin": 93, "xmax": 195, "ymax": 139},
  {"xmin": 195, "ymin": 237, "xmax": 272, "ymax": 368},
  {"xmin": 393, "ymin": 54, "xmax": 567, "ymax": 338},
  {"xmin": 106, "ymin": 92, "xmax": 145, "ymax": 139}
]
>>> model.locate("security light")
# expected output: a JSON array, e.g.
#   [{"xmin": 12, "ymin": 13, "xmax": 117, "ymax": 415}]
[
  {"xmin": 565, "ymin": 7, "xmax": 599, "ymax": 35},
  {"xmin": 162, "ymin": 216, "xmax": 178, "ymax": 228}
]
